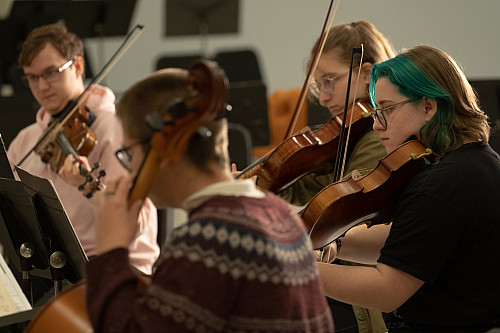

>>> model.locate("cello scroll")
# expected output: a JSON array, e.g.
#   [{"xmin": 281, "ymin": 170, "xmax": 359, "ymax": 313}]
[{"xmin": 128, "ymin": 59, "xmax": 229, "ymax": 205}]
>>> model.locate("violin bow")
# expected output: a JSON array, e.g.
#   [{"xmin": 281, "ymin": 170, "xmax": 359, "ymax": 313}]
[
  {"xmin": 332, "ymin": 45, "xmax": 365, "ymax": 181},
  {"xmin": 283, "ymin": 0, "xmax": 340, "ymax": 141},
  {"xmin": 234, "ymin": 0, "xmax": 339, "ymax": 179},
  {"xmin": 313, "ymin": 46, "xmax": 364, "ymax": 262}
]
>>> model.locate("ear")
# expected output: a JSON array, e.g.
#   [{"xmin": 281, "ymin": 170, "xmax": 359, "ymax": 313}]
[
  {"xmin": 73, "ymin": 55, "xmax": 85, "ymax": 78},
  {"xmin": 423, "ymin": 97, "xmax": 437, "ymax": 121},
  {"xmin": 360, "ymin": 62, "xmax": 373, "ymax": 85}
]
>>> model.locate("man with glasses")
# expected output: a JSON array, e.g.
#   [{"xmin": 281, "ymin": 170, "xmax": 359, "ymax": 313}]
[{"xmin": 6, "ymin": 24, "xmax": 159, "ymax": 288}]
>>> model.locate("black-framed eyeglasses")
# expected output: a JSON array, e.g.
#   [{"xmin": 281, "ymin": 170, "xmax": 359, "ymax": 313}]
[
  {"xmin": 22, "ymin": 59, "xmax": 74, "ymax": 87},
  {"xmin": 114, "ymin": 139, "xmax": 150, "ymax": 172},
  {"xmin": 309, "ymin": 67, "xmax": 359, "ymax": 99},
  {"xmin": 371, "ymin": 98, "xmax": 418, "ymax": 127}
]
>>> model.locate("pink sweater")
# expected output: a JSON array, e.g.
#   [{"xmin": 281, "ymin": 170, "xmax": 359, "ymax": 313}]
[{"xmin": 8, "ymin": 85, "xmax": 159, "ymax": 274}]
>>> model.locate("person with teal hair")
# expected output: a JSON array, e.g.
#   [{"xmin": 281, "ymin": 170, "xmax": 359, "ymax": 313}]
[
  {"xmin": 317, "ymin": 45, "xmax": 500, "ymax": 331},
  {"xmin": 368, "ymin": 46, "xmax": 488, "ymax": 157}
]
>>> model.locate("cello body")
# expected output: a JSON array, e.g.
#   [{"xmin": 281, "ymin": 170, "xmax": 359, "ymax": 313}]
[{"xmin": 24, "ymin": 284, "xmax": 92, "ymax": 333}]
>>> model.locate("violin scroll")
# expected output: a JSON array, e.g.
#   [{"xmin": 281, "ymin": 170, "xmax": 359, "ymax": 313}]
[{"xmin": 155, "ymin": 60, "xmax": 229, "ymax": 162}]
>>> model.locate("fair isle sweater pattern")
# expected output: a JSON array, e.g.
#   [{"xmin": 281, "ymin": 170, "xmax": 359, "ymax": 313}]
[{"xmin": 146, "ymin": 193, "xmax": 333, "ymax": 332}]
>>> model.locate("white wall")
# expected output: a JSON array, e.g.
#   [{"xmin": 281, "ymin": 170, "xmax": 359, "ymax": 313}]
[{"xmin": 85, "ymin": 0, "xmax": 500, "ymax": 96}]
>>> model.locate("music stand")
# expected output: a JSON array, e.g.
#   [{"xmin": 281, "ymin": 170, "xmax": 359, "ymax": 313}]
[
  {"xmin": 165, "ymin": 0, "xmax": 239, "ymax": 56},
  {"xmin": 226, "ymin": 81, "xmax": 270, "ymax": 146},
  {"xmin": 3, "ymin": 0, "xmax": 136, "ymax": 38},
  {"xmin": 16, "ymin": 167, "xmax": 87, "ymax": 291},
  {"xmin": 0, "ymin": 178, "xmax": 50, "ymax": 305},
  {"xmin": 0, "ymin": 0, "xmax": 137, "ymax": 84},
  {"xmin": 0, "ymin": 135, "xmax": 15, "ymax": 179}
]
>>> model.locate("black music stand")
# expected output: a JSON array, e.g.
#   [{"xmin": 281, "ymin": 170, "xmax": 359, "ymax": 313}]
[
  {"xmin": 3, "ymin": 0, "xmax": 137, "ymax": 38},
  {"xmin": 0, "ymin": 165, "xmax": 86, "ymax": 303},
  {"xmin": 0, "ymin": 0, "xmax": 137, "ymax": 85},
  {"xmin": 226, "ymin": 81, "xmax": 270, "ymax": 146},
  {"xmin": 0, "ymin": 136, "xmax": 48, "ymax": 306},
  {"xmin": 16, "ymin": 167, "xmax": 87, "ymax": 290},
  {"xmin": 0, "ymin": 179, "xmax": 50, "ymax": 304},
  {"xmin": 0, "ymin": 135, "xmax": 15, "ymax": 179},
  {"xmin": 165, "ymin": 0, "xmax": 239, "ymax": 56}
]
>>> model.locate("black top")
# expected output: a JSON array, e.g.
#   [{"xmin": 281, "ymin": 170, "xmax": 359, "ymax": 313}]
[{"xmin": 379, "ymin": 143, "xmax": 500, "ymax": 332}]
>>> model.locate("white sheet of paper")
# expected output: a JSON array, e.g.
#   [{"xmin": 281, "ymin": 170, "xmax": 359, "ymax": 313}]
[{"xmin": 0, "ymin": 254, "xmax": 32, "ymax": 317}]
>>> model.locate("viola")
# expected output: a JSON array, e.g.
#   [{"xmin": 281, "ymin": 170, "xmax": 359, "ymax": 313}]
[
  {"xmin": 237, "ymin": 101, "xmax": 373, "ymax": 193},
  {"xmin": 301, "ymin": 140, "xmax": 433, "ymax": 250}
]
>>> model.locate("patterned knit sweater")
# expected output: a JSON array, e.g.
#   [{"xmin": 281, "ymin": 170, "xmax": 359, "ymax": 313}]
[{"xmin": 86, "ymin": 191, "xmax": 334, "ymax": 332}]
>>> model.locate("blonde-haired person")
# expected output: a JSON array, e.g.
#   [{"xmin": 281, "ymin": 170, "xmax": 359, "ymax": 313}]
[
  {"xmin": 278, "ymin": 21, "xmax": 395, "ymax": 333},
  {"xmin": 318, "ymin": 45, "xmax": 500, "ymax": 331},
  {"xmin": 280, "ymin": 20, "xmax": 394, "ymax": 205}
]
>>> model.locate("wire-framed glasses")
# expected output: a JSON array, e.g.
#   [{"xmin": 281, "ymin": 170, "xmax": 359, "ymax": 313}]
[
  {"xmin": 22, "ymin": 59, "xmax": 74, "ymax": 87},
  {"xmin": 114, "ymin": 139, "xmax": 151, "ymax": 172},
  {"xmin": 308, "ymin": 67, "xmax": 359, "ymax": 99},
  {"xmin": 371, "ymin": 98, "xmax": 418, "ymax": 127}
]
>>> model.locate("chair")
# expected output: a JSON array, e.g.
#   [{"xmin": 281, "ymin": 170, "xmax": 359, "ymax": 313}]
[
  {"xmin": 213, "ymin": 49, "xmax": 262, "ymax": 82},
  {"xmin": 226, "ymin": 81, "xmax": 270, "ymax": 147},
  {"xmin": 155, "ymin": 54, "xmax": 202, "ymax": 70},
  {"xmin": 468, "ymin": 79, "xmax": 500, "ymax": 154},
  {"xmin": 228, "ymin": 122, "xmax": 253, "ymax": 169}
]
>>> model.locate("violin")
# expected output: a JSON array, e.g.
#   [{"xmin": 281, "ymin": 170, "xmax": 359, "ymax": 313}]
[
  {"xmin": 36, "ymin": 101, "xmax": 95, "ymax": 171},
  {"xmin": 34, "ymin": 100, "xmax": 104, "ymax": 197},
  {"xmin": 237, "ymin": 101, "xmax": 373, "ymax": 193},
  {"xmin": 24, "ymin": 60, "xmax": 229, "ymax": 333},
  {"xmin": 301, "ymin": 140, "xmax": 433, "ymax": 250}
]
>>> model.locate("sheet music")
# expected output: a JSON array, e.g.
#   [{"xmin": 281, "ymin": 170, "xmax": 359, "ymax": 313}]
[{"xmin": 0, "ymin": 254, "xmax": 31, "ymax": 317}]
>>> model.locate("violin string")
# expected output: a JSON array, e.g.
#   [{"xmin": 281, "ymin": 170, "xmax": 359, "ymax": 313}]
[{"xmin": 339, "ymin": 45, "xmax": 365, "ymax": 180}]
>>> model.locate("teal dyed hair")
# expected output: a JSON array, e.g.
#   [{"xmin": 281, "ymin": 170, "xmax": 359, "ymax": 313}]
[{"xmin": 369, "ymin": 54, "xmax": 453, "ymax": 154}]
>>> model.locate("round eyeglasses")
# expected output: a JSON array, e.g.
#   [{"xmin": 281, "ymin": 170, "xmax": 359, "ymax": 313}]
[
  {"xmin": 22, "ymin": 59, "xmax": 74, "ymax": 87},
  {"xmin": 308, "ymin": 67, "xmax": 358, "ymax": 99},
  {"xmin": 371, "ymin": 98, "xmax": 418, "ymax": 127},
  {"xmin": 115, "ymin": 139, "xmax": 150, "ymax": 172}
]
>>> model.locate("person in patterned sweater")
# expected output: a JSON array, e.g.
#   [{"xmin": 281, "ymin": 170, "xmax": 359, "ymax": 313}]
[{"xmin": 85, "ymin": 65, "xmax": 334, "ymax": 332}]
